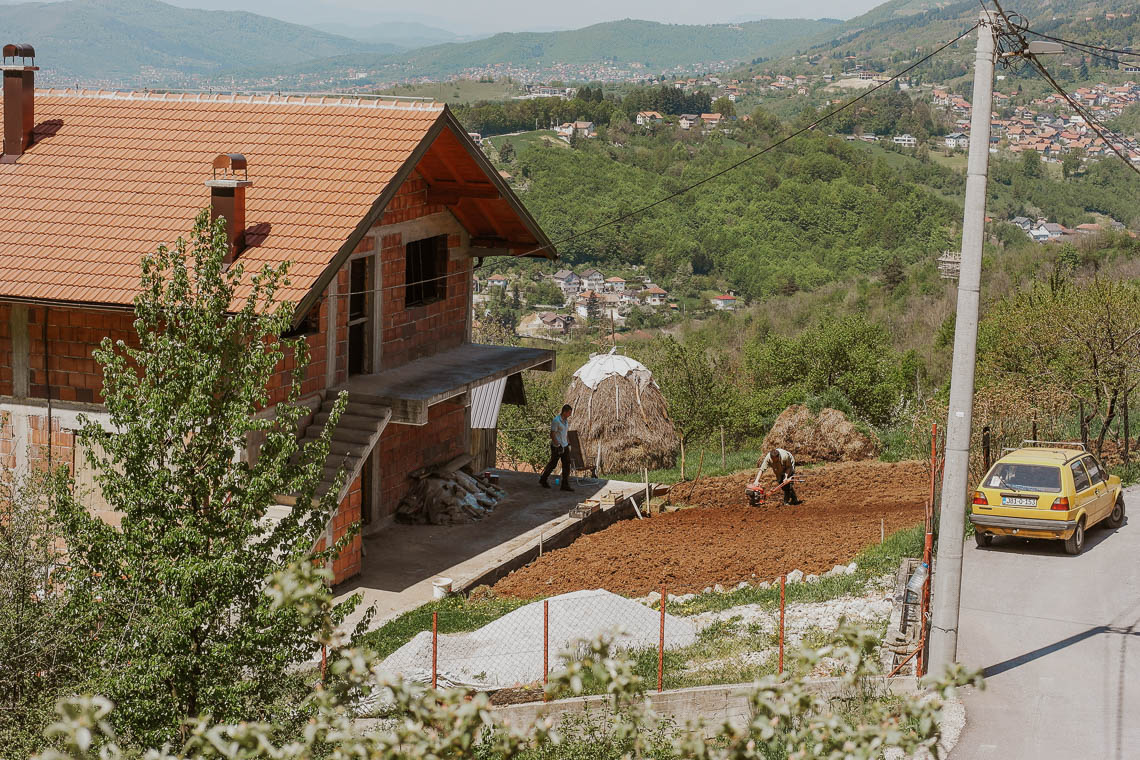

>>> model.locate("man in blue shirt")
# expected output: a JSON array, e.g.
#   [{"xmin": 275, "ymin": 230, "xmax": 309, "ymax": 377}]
[{"xmin": 539, "ymin": 404, "xmax": 574, "ymax": 492}]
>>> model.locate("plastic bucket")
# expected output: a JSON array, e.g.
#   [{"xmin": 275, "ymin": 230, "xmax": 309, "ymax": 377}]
[{"xmin": 432, "ymin": 577, "xmax": 453, "ymax": 600}]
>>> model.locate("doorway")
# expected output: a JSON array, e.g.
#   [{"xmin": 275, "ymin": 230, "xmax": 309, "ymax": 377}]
[{"xmin": 348, "ymin": 256, "xmax": 372, "ymax": 376}]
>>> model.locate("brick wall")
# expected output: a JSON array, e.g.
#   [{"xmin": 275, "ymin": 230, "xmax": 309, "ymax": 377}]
[
  {"xmin": 377, "ymin": 398, "xmax": 467, "ymax": 519},
  {"xmin": 26, "ymin": 414, "xmax": 76, "ymax": 474},
  {"xmin": 266, "ymin": 274, "xmax": 347, "ymax": 406},
  {"xmin": 331, "ymin": 472, "xmax": 363, "ymax": 583},
  {"xmin": 22, "ymin": 307, "xmax": 134, "ymax": 403},
  {"xmin": 0, "ymin": 412, "xmax": 14, "ymax": 470},
  {"xmin": 378, "ymin": 174, "xmax": 471, "ymax": 370}
]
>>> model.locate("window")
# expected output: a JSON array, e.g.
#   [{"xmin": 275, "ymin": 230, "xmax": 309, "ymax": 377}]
[
  {"xmin": 282, "ymin": 303, "xmax": 321, "ymax": 338},
  {"xmin": 1082, "ymin": 456, "xmax": 1106, "ymax": 485},
  {"xmin": 1070, "ymin": 460, "xmax": 1092, "ymax": 493},
  {"xmin": 405, "ymin": 235, "xmax": 448, "ymax": 307},
  {"xmin": 985, "ymin": 463, "xmax": 1061, "ymax": 492},
  {"xmin": 348, "ymin": 257, "xmax": 372, "ymax": 376}
]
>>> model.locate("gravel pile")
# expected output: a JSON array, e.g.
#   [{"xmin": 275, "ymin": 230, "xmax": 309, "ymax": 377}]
[{"xmin": 378, "ymin": 589, "xmax": 697, "ymax": 690}]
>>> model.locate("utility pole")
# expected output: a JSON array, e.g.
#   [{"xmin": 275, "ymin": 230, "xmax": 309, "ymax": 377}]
[{"xmin": 928, "ymin": 11, "xmax": 997, "ymax": 672}]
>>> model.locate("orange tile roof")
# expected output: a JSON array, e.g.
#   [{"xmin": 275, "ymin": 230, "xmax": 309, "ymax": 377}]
[{"xmin": 0, "ymin": 90, "xmax": 552, "ymax": 309}]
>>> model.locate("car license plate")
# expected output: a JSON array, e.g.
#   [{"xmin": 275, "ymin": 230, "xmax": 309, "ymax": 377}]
[{"xmin": 1001, "ymin": 496, "xmax": 1037, "ymax": 507}]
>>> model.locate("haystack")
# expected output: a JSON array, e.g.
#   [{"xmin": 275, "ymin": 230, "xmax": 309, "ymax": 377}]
[
  {"xmin": 762, "ymin": 405, "xmax": 879, "ymax": 463},
  {"xmin": 564, "ymin": 352, "xmax": 677, "ymax": 474}
]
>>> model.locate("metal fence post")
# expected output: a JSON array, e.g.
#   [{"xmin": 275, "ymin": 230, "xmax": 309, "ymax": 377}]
[
  {"xmin": 982, "ymin": 426, "xmax": 991, "ymax": 471},
  {"xmin": 431, "ymin": 612, "xmax": 438, "ymax": 690},
  {"xmin": 779, "ymin": 575, "xmax": 786, "ymax": 675},
  {"xmin": 543, "ymin": 600, "xmax": 549, "ymax": 701},
  {"xmin": 658, "ymin": 584, "xmax": 665, "ymax": 693}
]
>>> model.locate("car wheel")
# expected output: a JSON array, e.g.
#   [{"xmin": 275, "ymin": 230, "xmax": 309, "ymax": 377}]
[
  {"xmin": 974, "ymin": 532, "xmax": 992, "ymax": 548},
  {"xmin": 1064, "ymin": 520, "xmax": 1085, "ymax": 555},
  {"xmin": 1106, "ymin": 494, "xmax": 1125, "ymax": 529}
]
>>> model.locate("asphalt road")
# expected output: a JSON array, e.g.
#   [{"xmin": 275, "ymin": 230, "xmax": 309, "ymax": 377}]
[{"xmin": 951, "ymin": 485, "xmax": 1140, "ymax": 759}]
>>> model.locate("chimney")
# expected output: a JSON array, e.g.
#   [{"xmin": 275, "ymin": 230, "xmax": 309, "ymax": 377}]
[
  {"xmin": 205, "ymin": 153, "xmax": 252, "ymax": 263},
  {"xmin": 2, "ymin": 44, "xmax": 37, "ymax": 162}
]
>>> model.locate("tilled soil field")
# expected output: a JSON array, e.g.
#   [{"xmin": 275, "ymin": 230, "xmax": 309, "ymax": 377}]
[{"xmin": 493, "ymin": 459, "xmax": 928, "ymax": 598}]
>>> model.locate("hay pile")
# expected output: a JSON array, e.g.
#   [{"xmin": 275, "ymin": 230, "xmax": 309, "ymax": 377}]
[
  {"xmin": 564, "ymin": 352, "xmax": 677, "ymax": 474},
  {"xmin": 762, "ymin": 405, "xmax": 879, "ymax": 463}
]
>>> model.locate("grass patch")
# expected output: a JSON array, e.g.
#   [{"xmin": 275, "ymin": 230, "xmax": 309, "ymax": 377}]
[
  {"xmin": 666, "ymin": 522, "xmax": 923, "ymax": 616},
  {"xmin": 608, "ymin": 448, "xmax": 764, "ymax": 486},
  {"xmin": 356, "ymin": 594, "xmax": 533, "ymax": 659}
]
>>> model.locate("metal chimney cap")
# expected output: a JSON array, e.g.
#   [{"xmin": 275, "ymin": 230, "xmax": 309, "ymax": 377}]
[
  {"xmin": 1, "ymin": 43, "xmax": 37, "ymax": 70},
  {"xmin": 206, "ymin": 153, "xmax": 252, "ymax": 187}
]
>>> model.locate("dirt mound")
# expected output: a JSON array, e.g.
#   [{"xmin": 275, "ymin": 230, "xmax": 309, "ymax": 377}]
[
  {"xmin": 761, "ymin": 405, "xmax": 879, "ymax": 463},
  {"xmin": 493, "ymin": 459, "xmax": 927, "ymax": 598}
]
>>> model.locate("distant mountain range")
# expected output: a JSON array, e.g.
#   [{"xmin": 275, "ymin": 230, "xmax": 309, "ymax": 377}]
[
  {"xmin": 268, "ymin": 18, "xmax": 844, "ymax": 84},
  {"xmin": 2, "ymin": 0, "xmax": 389, "ymax": 84},
  {"xmin": 309, "ymin": 20, "xmax": 478, "ymax": 49}
]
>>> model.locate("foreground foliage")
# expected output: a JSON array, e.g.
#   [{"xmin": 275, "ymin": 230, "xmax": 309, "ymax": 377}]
[
  {"xmin": 47, "ymin": 211, "xmax": 358, "ymax": 746},
  {"xmin": 36, "ymin": 560, "xmax": 978, "ymax": 760}
]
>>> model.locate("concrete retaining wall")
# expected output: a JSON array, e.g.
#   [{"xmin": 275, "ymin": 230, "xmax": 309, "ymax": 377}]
[
  {"xmin": 458, "ymin": 487, "xmax": 647, "ymax": 592},
  {"xmin": 493, "ymin": 676, "xmax": 919, "ymax": 737}
]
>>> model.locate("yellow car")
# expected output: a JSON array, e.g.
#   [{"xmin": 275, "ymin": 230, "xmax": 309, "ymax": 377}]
[{"xmin": 970, "ymin": 444, "xmax": 1125, "ymax": 555}]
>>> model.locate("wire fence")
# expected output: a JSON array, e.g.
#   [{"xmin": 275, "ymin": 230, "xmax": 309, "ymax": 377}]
[{"xmin": 368, "ymin": 571, "xmax": 918, "ymax": 703}]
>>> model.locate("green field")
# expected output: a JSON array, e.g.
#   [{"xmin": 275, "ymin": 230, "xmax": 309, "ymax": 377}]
[
  {"xmin": 484, "ymin": 130, "xmax": 568, "ymax": 154},
  {"xmin": 378, "ymin": 79, "xmax": 526, "ymax": 105}
]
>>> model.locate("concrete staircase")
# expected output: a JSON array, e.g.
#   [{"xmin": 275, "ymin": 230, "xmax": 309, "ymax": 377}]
[{"xmin": 277, "ymin": 393, "xmax": 391, "ymax": 507}]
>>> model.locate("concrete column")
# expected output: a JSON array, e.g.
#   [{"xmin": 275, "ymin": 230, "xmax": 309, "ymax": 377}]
[
  {"xmin": 10, "ymin": 304, "xmax": 28, "ymax": 398},
  {"xmin": 325, "ymin": 275, "xmax": 338, "ymax": 389},
  {"xmin": 929, "ymin": 11, "xmax": 996, "ymax": 672}
]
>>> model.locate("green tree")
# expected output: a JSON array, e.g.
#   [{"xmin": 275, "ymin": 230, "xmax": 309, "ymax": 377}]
[
  {"xmin": 712, "ymin": 96, "xmax": 736, "ymax": 118},
  {"xmin": 882, "ymin": 257, "xmax": 905, "ymax": 290},
  {"xmin": 525, "ymin": 279, "xmax": 566, "ymax": 306},
  {"xmin": 1, "ymin": 471, "xmax": 89, "ymax": 756},
  {"xmin": 1020, "ymin": 149, "xmax": 1043, "ymax": 179},
  {"xmin": 636, "ymin": 335, "xmax": 741, "ymax": 474},
  {"xmin": 1061, "ymin": 147, "xmax": 1084, "ymax": 180},
  {"xmin": 52, "ymin": 211, "xmax": 355, "ymax": 745},
  {"xmin": 585, "ymin": 291, "xmax": 601, "ymax": 324},
  {"xmin": 498, "ymin": 139, "xmax": 515, "ymax": 163}
]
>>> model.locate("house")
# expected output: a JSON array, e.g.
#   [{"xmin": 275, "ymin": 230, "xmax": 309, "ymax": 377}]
[
  {"xmin": 642, "ymin": 286, "xmax": 668, "ymax": 306},
  {"xmin": 679, "ymin": 114, "xmax": 700, "ymax": 130},
  {"xmin": 893, "ymin": 134, "xmax": 918, "ymax": 147},
  {"xmin": 1010, "ymin": 216, "xmax": 1033, "ymax": 231},
  {"xmin": 538, "ymin": 312, "xmax": 574, "ymax": 334},
  {"xmin": 944, "ymin": 132, "xmax": 969, "ymax": 149},
  {"xmin": 636, "ymin": 111, "xmax": 664, "ymax": 126},
  {"xmin": 486, "ymin": 273, "xmax": 509, "ymax": 287},
  {"xmin": 711, "ymin": 294, "xmax": 738, "ymax": 311},
  {"xmin": 1030, "ymin": 222, "xmax": 1066, "ymax": 241},
  {"xmin": 579, "ymin": 268, "xmax": 606, "ymax": 292},
  {"xmin": 573, "ymin": 121, "xmax": 596, "ymax": 138},
  {"xmin": 604, "ymin": 276, "xmax": 626, "ymax": 292},
  {"xmin": 700, "ymin": 113, "xmax": 724, "ymax": 128},
  {"xmin": 575, "ymin": 291, "xmax": 621, "ymax": 321},
  {"xmin": 1075, "ymin": 223, "xmax": 1103, "ymax": 235},
  {"xmin": 553, "ymin": 269, "xmax": 582, "ymax": 295},
  {"xmin": 0, "ymin": 56, "xmax": 559, "ymax": 584}
]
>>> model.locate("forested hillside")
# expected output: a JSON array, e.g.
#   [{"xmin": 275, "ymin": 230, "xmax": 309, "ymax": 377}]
[
  {"xmin": 510, "ymin": 128, "xmax": 960, "ymax": 300},
  {"xmin": 1, "ymin": 0, "xmax": 386, "ymax": 84},
  {"xmin": 277, "ymin": 18, "xmax": 842, "ymax": 83}
]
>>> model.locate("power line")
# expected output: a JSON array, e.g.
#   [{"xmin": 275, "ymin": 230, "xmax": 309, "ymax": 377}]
[
  {"xmin": 984, "ymin": 0, "xmax": 1140, "ymax": 178},
  {"xmin": 321, "ymin": 21, "xmax": 982, "ymax": 303},
  {"xmin": 1023, "ymin": 28, "xmax": 1140, "ymax": 60},
  {"xmin": 507, "ymin": 22, "xmax": 982, "ymax": 261}
]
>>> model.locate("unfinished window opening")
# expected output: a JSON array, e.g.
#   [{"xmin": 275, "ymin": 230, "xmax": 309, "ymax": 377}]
[
  {"xmin": 405, "ymin": 235, "xmax": 448, "ymax": 308},
  {"xmin": 282, "ymin": 301, "xmax": 321, "ymax": 339},
  {"xmin": 348, "ymin": 257, "xmax": 372, "ymax": 376}
]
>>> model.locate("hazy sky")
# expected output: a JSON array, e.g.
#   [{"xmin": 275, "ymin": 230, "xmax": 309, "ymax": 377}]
[{"xmin": 166, "ymin": 0, "xmax": 885, "ymax": 34}]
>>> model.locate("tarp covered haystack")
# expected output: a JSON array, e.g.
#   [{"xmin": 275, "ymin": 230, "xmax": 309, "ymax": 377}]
[
  {"xmin": 565, "ymin": 352, "xmax": 677, "ymax": 474},
  {"xmin": 761, "ymin": 405, "xmax": 879, "ymax": 463}
]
